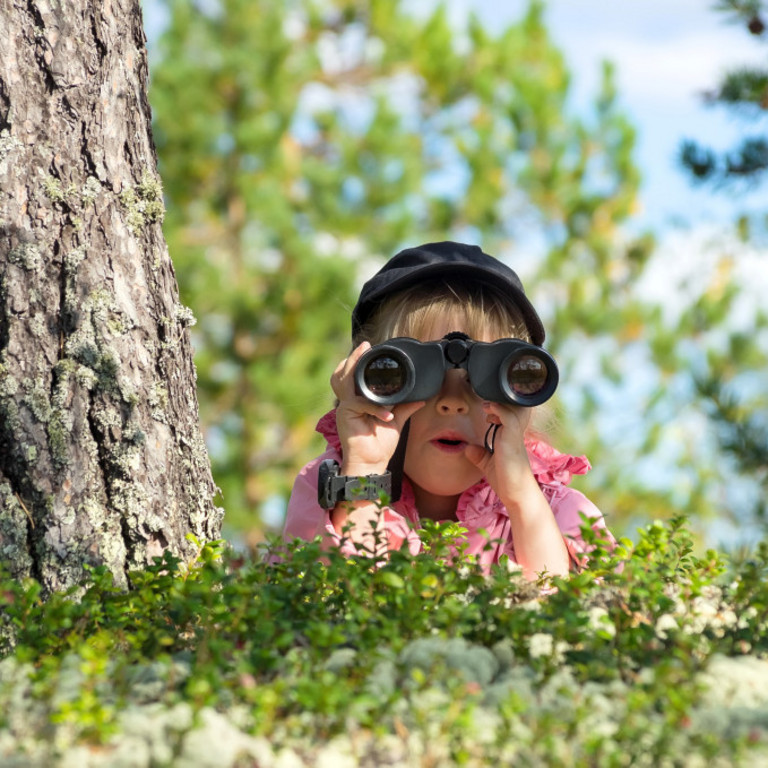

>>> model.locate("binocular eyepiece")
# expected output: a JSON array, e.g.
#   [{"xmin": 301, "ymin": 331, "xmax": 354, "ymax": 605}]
[{"xmin": 355, "ymin": 332, "xmax": 558, "ymax": 407}]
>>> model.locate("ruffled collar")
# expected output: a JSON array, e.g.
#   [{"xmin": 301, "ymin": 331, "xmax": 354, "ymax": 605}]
[{"xmin": 315, "ymin": 409, "xmax": 591, "ymax": 489}]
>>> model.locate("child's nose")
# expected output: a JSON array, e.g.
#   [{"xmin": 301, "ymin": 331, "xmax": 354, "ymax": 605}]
[{"xmin": 436, "ymin": 369, "xmax": 471, "ymax": 414}]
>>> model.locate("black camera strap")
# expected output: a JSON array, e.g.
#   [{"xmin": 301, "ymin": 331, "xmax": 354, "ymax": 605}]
[{"xmin": 386, "ymin": 419, "xmax": 410, "ymax": 503}]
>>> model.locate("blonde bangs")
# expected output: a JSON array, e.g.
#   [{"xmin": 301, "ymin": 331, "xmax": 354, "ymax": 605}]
[{"xmin": 357, "ymin": 280, "xmax": 530, "ymax": 345}]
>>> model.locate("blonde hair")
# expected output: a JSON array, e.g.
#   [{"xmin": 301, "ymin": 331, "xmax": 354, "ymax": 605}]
[{"xmin": 354, "ymin": 279, "xmax": 531, "ymax": 346}]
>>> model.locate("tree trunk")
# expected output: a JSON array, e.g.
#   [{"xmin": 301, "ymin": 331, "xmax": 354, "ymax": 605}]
[{"xmin": 0, "ymin": 0, "xmax": 223, "ymax": 594}]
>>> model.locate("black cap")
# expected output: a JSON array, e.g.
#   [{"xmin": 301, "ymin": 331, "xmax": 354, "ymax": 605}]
[{"xmin": 351, "ymin": 241, "xmax": 546, "ymax": 345}]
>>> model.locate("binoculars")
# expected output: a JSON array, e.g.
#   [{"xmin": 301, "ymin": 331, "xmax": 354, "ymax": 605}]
[{"xmin": 355, "ymin": 332, "xmax": 558, "ymax": 407}]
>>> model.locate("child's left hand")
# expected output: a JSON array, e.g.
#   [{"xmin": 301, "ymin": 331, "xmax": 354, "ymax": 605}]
[
  {"xmin": 464, "ymin": 402, "xmax": 539, "ymax": 506},
  {"xmin": 465, "ymin": 402, "xmax": 570, "ymax": 578}
]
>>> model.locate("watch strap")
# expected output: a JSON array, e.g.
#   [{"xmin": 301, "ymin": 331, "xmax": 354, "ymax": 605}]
[{"xmin": 318, "ymin": 459, "xmax": 392, "ymax": 509}]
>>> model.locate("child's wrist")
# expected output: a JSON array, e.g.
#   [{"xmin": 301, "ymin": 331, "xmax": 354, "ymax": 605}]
[
  {"xmin": 497, "ymin": 471, "xmax": 542, "ymax": 511},
  {"xmin": 340, "ymin": 461, "xmax": 390, "ymax": 477}
]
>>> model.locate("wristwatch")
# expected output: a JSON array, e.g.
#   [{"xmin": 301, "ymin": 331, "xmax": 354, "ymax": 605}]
[{"xmin": 317, "ymin": 459, "xmax": 392, "ymax": 509}]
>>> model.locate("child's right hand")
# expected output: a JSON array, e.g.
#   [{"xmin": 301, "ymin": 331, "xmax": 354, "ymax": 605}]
[{"xmin": 331, "ymin": 342, "xmax": 425, "ymax": 477}]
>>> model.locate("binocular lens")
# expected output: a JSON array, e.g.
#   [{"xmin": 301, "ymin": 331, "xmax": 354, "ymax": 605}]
[
  {"xmin": 507, "ymin": 355, "xmax": 548, "ymax": 396},
  {"xmin": 362, "ymin": 354, "xmax": 407, "ymax": 397}
]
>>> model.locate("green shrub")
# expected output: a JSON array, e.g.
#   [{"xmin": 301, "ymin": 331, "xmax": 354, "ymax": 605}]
[{"xmin": 1, "ymin": 517, "xmax": 768, "ymax": 766}]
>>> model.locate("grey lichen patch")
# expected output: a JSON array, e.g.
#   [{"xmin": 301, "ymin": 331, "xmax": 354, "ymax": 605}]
[
  {"xmin": 80, "ymin": 176, "xmax": 102, "ymax": 207},
  {"xmin": 106, "ymin": 312, "xmax": 133, "ymax": 337},
  {"xmin": 111, "ymin": 441, "xmax": 142, "ymax": 475},
  {"xmin": 174, "ymin": 304, "xmax": 197, "ymax": 328},
  {"xmin": 120, "ymin": 171, "xmax": 165, "ymax": 235},
  {"xmin": 63, "ymin": 245, "xmax": 87, "ymax": 276},
  {"xmin": 93, "ymin": 404, "xmax": 122, "ymax": 433},
  {"xmin": 42, "ymin": 174, "xmax": 76, "ymax": 205},
  {"xmin": 52, "ymin": 359, "xmax": 98, "ymax": 393},
  {"xmin": 0, "ymin": 396, "xmax": 21, "ymax": 433},
  {"xmin": 29, "ymin": 313, "xmax": 46, "ymax": 338},
  {"xmin": 0, "ymin": 129, "xmax": 23, "ymax": 176},
  {"xmin": 46, "ymin": 362, "xmax": 80, "ymax": 468},
  {"xmin": 0, "ymin": 484, "xmax": 34, "ymax": 580},
  {"xmin": 0, "ymin": 363, "xmax": 19, "ymax": 398},
  {"xmin": 53, "ymin": 505, "xmax": 76, "ymax": 526},
  {"xmin": 63, "ymin": 289, "xmax": 129, "ymax": 397},
  {"xmin": 7, "ymin": 242, "xmax": 42, "ymax": 271},
  {"xmin": 24, "ymin": 379, "xmax": 52, "ymax": 423},
  {"xmin": 110, "ymin": 478, "xmax": 152, "ymax": 528},
  {"xmin": 81, "ymin": 496, "xmax": 108, "ymax": 528},
  {"xmin": 148, "ymin": 382, "xmax": 169, "ymax": 423},
  {"xmin": 47, "ymin": 407, "xmax": 74, "ymax": 468}
]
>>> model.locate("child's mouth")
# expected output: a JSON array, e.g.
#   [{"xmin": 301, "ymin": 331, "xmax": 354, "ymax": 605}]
[{"xmin": 433, "ymin": 437, "xmax": 466, "ymax": 453}]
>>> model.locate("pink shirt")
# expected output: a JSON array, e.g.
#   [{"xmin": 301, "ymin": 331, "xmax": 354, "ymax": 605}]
[{"xmin": 283, "ymin": 410, "xmax": 614, "ymax": 569}]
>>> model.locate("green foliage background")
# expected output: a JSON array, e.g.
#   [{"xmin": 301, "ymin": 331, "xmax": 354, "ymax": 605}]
[{"xmin": 146, "ymin": 0, "xmax": 767, "ymax": 543}]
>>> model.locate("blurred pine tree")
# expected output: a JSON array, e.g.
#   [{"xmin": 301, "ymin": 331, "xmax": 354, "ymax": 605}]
[
  {"xmin": 677, "ymin": 0, "xmax": 768, "ymax": 533},
  {"xmin": 147, "ymin": 0, "xmax": 662, "ymax": 535}
]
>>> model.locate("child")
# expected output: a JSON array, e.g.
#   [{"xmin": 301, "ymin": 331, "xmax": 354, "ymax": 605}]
[{"xmin": 283, "ymin": 241, "xmax": 613, "ymax": 578}]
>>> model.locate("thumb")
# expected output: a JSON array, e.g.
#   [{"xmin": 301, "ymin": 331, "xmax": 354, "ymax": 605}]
[{"xmin": 464, "ymin": 443, "xmax": 488, "ymax": 468}]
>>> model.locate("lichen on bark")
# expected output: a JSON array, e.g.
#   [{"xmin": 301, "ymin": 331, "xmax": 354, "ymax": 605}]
[{"xmin": 0, "ymin": 0, "xmax": 223, "ymax": 596}]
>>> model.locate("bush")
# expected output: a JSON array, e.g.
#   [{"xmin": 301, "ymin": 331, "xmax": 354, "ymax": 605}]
[{"xmin": 1, "ymin": 517, "xmax": 768, "ymax": 766}]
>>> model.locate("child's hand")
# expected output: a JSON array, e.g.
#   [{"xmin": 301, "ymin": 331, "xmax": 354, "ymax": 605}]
[
  {"xmin": 331, "ymin": 342, "xmax": 425, "ymax": 476},
  {"xmin": 465, "ymin": 402, "xmax": 570, "ymax": 578},
  {"xmin": 464, "ymin": 402, "xmax": 537, "ymax": 503}
]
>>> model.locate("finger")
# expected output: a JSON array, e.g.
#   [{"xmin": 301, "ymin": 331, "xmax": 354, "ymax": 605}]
[
  {"xmin": 337, "ymin": 398, "xmax": 395, "ymax": 423},
  {"xmin": 483, "ymin": 400, "xmax": 530, "ymax": 430},
  {"xmin": 482, "ymin": 401, "xmax": 503, "ymax": 426},
  {"xmin": 331, "ymin": 342, "xmax": 371, "ymax": 399},
  {"xmin": 345, "ymin": 340, "xmax": 371, "ymax": 368},
  {"xmin": 392, "ymin": 400, "xmax": 425, "ymax": 427},
  {"xmin": 464, "ymin": 442, "xmax": 489, "ymax": 468}
]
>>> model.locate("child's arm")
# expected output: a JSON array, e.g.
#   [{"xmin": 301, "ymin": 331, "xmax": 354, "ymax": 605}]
[
  {"xmin": 329, "ymin": 342, "xmax": 424, "ymax": 553},
  {"xmin": 466, "ymin": 403, "xmax": 570, "ymax": 579}
]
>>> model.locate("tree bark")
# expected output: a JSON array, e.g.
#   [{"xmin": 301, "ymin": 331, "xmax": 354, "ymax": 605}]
[{"xmin": 0, "ymin": 0, "xmax": 223, "ymax": 594}]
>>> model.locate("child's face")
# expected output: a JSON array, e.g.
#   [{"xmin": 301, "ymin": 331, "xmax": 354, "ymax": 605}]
[{"xmin": 402, "ymin": 311, "xmax": 528, "ymax": 513}]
